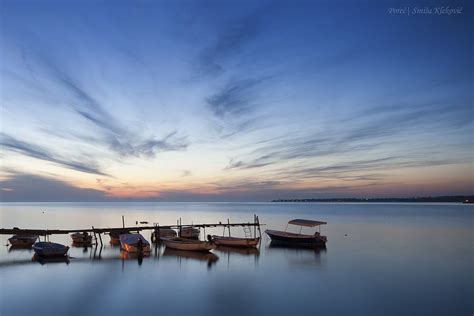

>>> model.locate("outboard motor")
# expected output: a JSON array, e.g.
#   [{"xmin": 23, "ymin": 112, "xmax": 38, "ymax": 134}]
[{"xmin": 207, "ymin": 234, "xmax": 213, "ymax": 242}]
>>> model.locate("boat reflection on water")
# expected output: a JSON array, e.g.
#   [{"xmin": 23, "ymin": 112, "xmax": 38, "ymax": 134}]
[
  {"xmin": 268, "ymin": 240, "xmax": 327, "ymax": 252},
  {"xmin": 163, "ymin": 248, "xmax": 219, "ymax": 268},
  {"xmin": 215, "ymin": 245, "xmax": 260, "ymax": 256},
  {"xmin": 8, "ymin": 245, "xmax": 34, "ymax": 253},
  {"xmin": 32, "ymin": 254, "xmax": 70, "ymax": 265},
  {"xmin": 120, "ymin": 250, "xmax": 149, "ymax": 265},
  {"xmin": 267, "ymin": 241, "xmax": 326, "ymax": 266},
  {"xmin": 72, "ymin": 241, "xmax": 94, "ymax": 253}
]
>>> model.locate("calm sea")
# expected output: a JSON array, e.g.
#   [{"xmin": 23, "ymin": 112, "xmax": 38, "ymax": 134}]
[{"xmin": 0, "ymin": 202, "xmax": 472, "ymax": 316}]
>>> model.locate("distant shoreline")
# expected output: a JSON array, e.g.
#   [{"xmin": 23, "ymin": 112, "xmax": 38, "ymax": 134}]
[{"xmin": 272, "ymin": 195, "xmax": 474, "ymax": 203}]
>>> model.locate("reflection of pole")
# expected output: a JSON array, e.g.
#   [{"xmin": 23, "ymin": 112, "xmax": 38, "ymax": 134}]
[
  {"xmin": 122, "ymin": 215, "xmax": 125, "ymax": 228},
  {"xmin": 227, "ymin": 219, "xmax": 231, "ymax": 237},
  {"xmin": 98, "ymin": 232, "xmax": 103, "ymax": 247}
]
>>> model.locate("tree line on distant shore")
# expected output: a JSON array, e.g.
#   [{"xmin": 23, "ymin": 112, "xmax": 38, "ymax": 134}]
[{"xmin": 271, "ymin": 195, "xmax": 474, "ymax": 203}]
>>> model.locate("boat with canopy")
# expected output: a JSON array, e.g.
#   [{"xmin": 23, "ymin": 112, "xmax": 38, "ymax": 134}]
[
  {"xmin": 119, "ymin": 234, "xmax": 151, "ymax": 253},
  {"xmin": 265, "ymin": 219, "xmax": 327, "ymax": 246}
]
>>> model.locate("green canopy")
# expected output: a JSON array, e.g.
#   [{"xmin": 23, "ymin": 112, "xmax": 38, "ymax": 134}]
[{"xmin": 288, "ymin": 219, "xmax": 327, "ymax": 227}]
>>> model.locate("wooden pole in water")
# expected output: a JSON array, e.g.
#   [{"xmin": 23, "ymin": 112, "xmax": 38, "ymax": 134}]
[
  {"xmin": 122, "ymin": 215, "xmax": 125, "ymax": 229},
  {"xmin": 254, "ymin": 216, "xmax": 257, "ymax": 239},
  {"xmin": 227, "ymin": 219, "xmax": 231, "ymax": 237},
  {"xmin": 98, "ymin": 232, "xmax": 103, "ymax": 247},
  {"xmin": 257, "ymin": 215, "xmax": 262, "ymax": 238},
  {"xmin": 92, "ymin": 226, "xmax": 97, "ymax": 244}
]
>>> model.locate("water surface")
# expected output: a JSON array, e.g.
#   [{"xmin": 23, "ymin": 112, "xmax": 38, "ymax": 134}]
[{"xmin": 0, "ymin": 202, "xmax": 472, "ymax": 316}]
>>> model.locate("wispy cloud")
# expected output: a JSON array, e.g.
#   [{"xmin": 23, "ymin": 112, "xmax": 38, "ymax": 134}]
[
  {"xmin": 181, "ymin": 169, "xmax": 192, "ymax": 177},
  {"xmin": 19, "ymin": 45, "xmax": 188, "ymax": 159},
  {"xmin": 226, "ymin": 100, "xmax": 472, "ymax": 172},
  {"xmin": 196, "ymin": 10, "xmax": 262, "ymax": 78},
  {"xmin": 193, "ymin": 8, "xmax": 276, "ymax": 138},
  {"xmin": 0, "ymin": 133, "xmax": 107, "ymax": 176}
]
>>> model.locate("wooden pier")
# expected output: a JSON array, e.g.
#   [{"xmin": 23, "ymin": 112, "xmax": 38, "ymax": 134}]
[{"xmin": 0, "ymin": 215, "xmax": 263, "ymax": 246}]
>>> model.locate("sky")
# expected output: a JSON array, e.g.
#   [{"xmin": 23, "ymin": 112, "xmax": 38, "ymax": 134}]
[{"xmin": 0, "ymin": 0, "xmax": 472, "ymax": 201}]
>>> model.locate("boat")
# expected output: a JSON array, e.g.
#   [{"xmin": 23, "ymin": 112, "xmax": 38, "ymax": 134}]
[
  {"xmin": 151, "ymin": 228, "xmax": 177, "ymax": 243},
  {"xmin": 160, "ymin": 237, "xmax": 215, "ymax": 252},
  {"xmin": 119, "ymin": 234, "xmax": 151, "ymax": 253},
  {"xmin": 211, "ymin": 235, "xmax": 260, "ymax": 248},
  {"xmin": 70, "ymin": 232, "xmax": 93, "ymax": 244},
  {"xmin": 109, "ymin": 229, "xmax": 130, "ymax": 245},
  {"xmin": 32, "ymin": 242, "xmax": 69, "ymax": 257},
  {"xmin": 8, "ymin": 235, "xmax": 38, "ymax": 247},
  {"xmin": 157, "ymin": 228, "xmax": 177, "ymax": 237},
  {"xmin": 265, "ymin": 219, "xmax": 328, "ymax": 247},
  {"xmin": 179, "ymin": 227, "xmax": 200, "ymax": 239}
]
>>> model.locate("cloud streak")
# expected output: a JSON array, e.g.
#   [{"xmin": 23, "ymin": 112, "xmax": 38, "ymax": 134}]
[
  {"xmin": 0, "ymin": 133, "xmax": 107, "ymax": 176},
  {"xmin": 20, "ymin": 44, "xmax": 189, "ymax": 159},
  {"xmin": 226, "ymin": 100, "xmax": 472, "ymax": 171},
  {"xmin": 196, "ymin": 10, "xmax": 262, "ymax": 78}
]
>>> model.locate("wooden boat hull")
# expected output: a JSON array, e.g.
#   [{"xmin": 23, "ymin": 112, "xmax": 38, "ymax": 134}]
[
  {"xmin": 32, "ymin": 242, "xmax": 69, "ymax": 257},
  {"xmin": 161, "ymin": 237, "xmax": 215, "ymax": 252},
  {"xmin": 265, "ymin": 229, "xmax": 327, "ymax": 246},
  {"xmin": 110, "ymin": 236, "xmax": 121, "ymax": 245},
  {"xmin": 151, "ymin": 228, "xmax": 177, "ymax": 243},
  {"xmin": 121, "ymin": 243, "xmax": 151, "ymax": 253},
  {"xmin": 179, "ymin": 227, "xmax": 200, "ymax": 239},
  {"xmin": 70, "ymin": 233, "xmax": 93, "ymax": 244},
  {"xmin": 120, "ymin": 234, "xmax": 151, "ymax": 253},
  {"xmin": 211, "ymin": 236, "xmax": 260, "ymax": 248},
  {"xmin": 8, "ymin": 235, "xmax": 38, "ymax": 247}
]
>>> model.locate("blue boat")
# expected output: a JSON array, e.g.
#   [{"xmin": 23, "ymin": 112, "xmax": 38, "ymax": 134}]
[{"xmin": 32, "ymin": 242, "xmax": 69, "ymax": 258}]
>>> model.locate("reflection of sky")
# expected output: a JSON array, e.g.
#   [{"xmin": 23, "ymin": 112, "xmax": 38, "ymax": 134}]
[
  {"xmin": 0, "ymin": 203, "xmax": 472, "ymax": 315},
  {"xmin": 1, "ymin": 1, "xmax": 472, "ymax": 201}
]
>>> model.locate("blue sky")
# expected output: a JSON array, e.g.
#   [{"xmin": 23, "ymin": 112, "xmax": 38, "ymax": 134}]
[{"xmin": 0, "ymin": 0, "xmax": 472, "ymax": 201}]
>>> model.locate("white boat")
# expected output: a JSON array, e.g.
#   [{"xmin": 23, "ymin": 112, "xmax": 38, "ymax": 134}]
[
  {"xmin": 70, "ymin": 232, "xmax": 93, "ymax": 244},
  {"xmin": 119, "ymin": 234, "xmax": 151, "ymax": 253},
  {"xmin": 180, "ymin": 227, "xmax": 200, "ymax": 239},
  {"xmin": 33, "ymin": 242, "xmax": 69, "ymax": 257},
  {"xmin": 160, "ymin": 237, "xmax": 215, "ymax": 252},
  {"xmin": 211, "ymin": 235, "xmax": 260, "ymax": 248},
  {"xmin": 8, "ymin": 235, "xmax": 38, "ymax": 247}
]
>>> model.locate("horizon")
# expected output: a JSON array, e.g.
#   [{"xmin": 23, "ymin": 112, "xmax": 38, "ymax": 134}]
[{"xmin": 1, "ymin": 1, "xmax": 473, "ymax": 202}]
